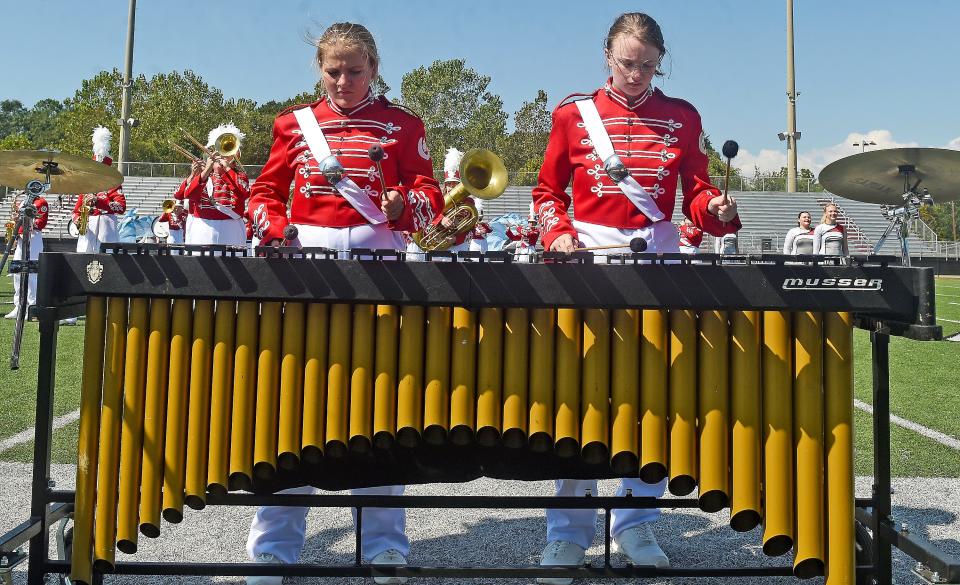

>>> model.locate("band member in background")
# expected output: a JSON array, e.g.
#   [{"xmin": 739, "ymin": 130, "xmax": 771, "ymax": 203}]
[
  {"xmin": 245, "ymin": 22, "xmax": 445, "ymax": 585},
  {"xmin": 157, "ymin": 200, "xmax": 188, "ymax": 244},
  {"xmin": 531, "ymin": 12, "xmax": 740, "ymax": 580},
  {"xmin": 813, "ymin": 203, "xmax": 849, "ymax": 255},
  {"xmin": 677, "ymin": 218, "xmax": 703, "ymax": 254},
  {"xmin": 783, "ymin": 210, "xmax": 814, "ymax": 254},
  {"xmin": 469, "ymin": 198, "xmax": 492, "ymax": 253},
  {"xmin": 4, "ymin": 194, "xmax": 48, "ymax": 320},
  {"xmin": 506, "ymin": 204, "xmax": 540, "ymax": 262},
  {"xmin": 177, "ymin": 124, "xmax": 249, "ymax": 245},
  {"xmin": 714, "ymin": 231, "xmax": 739, "ymax": 254},
  {"xmin": 74, "ymin": 126, "xmax": 126, "ymax": 253},
  {"xmin": 405, "ymin": 147, "xmax": 476, "ymax": 259}
]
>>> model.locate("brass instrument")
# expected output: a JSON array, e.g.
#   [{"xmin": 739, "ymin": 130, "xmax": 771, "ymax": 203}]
[
  {"xmin": 5, "ymin": 191, "xmax": 22, "ymax": 243},
  {"xmin": 413, "ymin": 148, "xmax": 507, "ymax": 251},
  {"xmin": 161, "ymin": 199, "xmax": 175, "ymax": 214},
  {"xmin": 77, "ymin": 194, "xmax": 93, "ymax": 236},
  {"xmin": 169, "ymin": 128, "xmax": 244, "ymax": 173}
]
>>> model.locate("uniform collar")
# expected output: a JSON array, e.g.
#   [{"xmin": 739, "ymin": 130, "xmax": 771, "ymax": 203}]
[
  {"xmin": 603, "ymin": 79, "xmax": 654, "ymax": 111},
  {"xmin": 326, "ymin": 90, "xmax": 376, "ymax": 116}
]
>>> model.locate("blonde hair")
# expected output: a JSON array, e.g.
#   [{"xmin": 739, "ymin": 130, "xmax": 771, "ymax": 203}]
[
  {"xmin": 606, "ymin": 12, "xmax": 666, "ymax": 76},
  {"xmin": 821, "ymin": 204, "xmax": 838, "ymax": 224},
  {"xmin": 313, "ymin": 22, "xmax": 380, "ymax": 72}
]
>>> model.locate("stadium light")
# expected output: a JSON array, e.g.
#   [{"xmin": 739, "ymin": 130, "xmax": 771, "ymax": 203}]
[{"xmin": 853, "ymin": 140, "xmax": 877, "ymax": 152}]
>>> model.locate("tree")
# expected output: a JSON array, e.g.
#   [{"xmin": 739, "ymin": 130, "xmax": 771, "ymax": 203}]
[
  {"xmin": 23, "ymin": 99, "xmax": 64, "ymax": 149},
  {"xmin": 400, "ymin": 59, "xmax": 507, "ymax": 175},
  {"xmin": 500, "ymin": 90, "xmax": 551, "ymax": 185},
  {"xmin": 0, "ymin": 133, "xmax": 32, "ymax": 150},
  {"xmin": 0, "ymin": 100, "xmax": 28, "ymax": 139}
]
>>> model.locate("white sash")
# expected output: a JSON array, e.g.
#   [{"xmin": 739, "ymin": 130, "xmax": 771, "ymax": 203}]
[
  {"xmin": 575, "ymin": 99, "xmax": 665, "ymax": 222},
  {"xmin": 205, "ymin": 177, "xmax": 242, "ymax": 220},
  {"xmin": 293, "ymin": 107, "xmax": 387, "ymax": 224}
]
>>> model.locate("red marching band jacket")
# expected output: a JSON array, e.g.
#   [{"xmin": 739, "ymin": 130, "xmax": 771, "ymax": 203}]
[
  {"xmin": 471, "ymin": 219, "xmax": 492, "ymax": 241},
  {"xmin": 72, "ymin": 186, "xmax": 126, "ymax": 223},
  {"xmin": 247, "ymin": 92, "xmax": 445, "ymax": 244},
  {"xmin": 12, "ymin": 197, "xmax": 48, "ymax": 234},
  {"xmin": 532, "ymin": 81, "xmax": 741, "ymax": 250},
  {"xmin": 507, "ymin": 224, "xmax": 540, "ymax": 247},
  {"xmin": 678, "ymin": 222, "xmax": 704, "ymax": 248},
  {"xmin": 158, "ymin": 188, "xmax": 188, "ymax": 231},
  {"xmin": 179, "ymin": 166, "xmax": 250, "ymax": 221},
  {"xmin": 431, "ymin": 197, "xmax": 477, "ymax": 246}
]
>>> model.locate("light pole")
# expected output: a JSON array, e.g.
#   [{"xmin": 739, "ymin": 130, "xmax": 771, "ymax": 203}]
[
  {"xmin": 852, "ymin": 140, "xmax": 877, "ymax": 152},
  {"xmin": 117, "ymin": 0, "xmax": 137, "ymax": 176},
  {"xmin": 781, "ymin": 0, "xmax": 801, "ymax": 192}
]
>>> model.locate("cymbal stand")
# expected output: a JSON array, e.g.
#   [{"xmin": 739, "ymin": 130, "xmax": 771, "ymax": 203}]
[
  {"xmin": 872, "ymin": 165, "xmax": 934, "ymax": 267},
  {"xmin": 1, "ymin": 160, "xmax": 55, "ymax": 369}
]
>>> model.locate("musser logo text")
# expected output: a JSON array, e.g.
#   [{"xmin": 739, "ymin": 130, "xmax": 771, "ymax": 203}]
[{"xmin": 781, "ymin": 278, "xmax": 883, "ymax": 291}]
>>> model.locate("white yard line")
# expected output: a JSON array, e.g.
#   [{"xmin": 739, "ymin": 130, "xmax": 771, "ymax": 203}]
[
  {"xmin": 854, "ymin": 399, "xmax": 960, "ymax": 450},
  {"xmin": 0, "ymin": 409, "xmax": 80, "ymax": 454},
  {"xmin": 939, "ymin": 317, "xmax": 960, "ymax": 324}
]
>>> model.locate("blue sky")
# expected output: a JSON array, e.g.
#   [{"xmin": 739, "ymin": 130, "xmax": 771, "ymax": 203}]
[{"xmin": 2, "ymin": 0, "xmax": 959, "ymax": 174}]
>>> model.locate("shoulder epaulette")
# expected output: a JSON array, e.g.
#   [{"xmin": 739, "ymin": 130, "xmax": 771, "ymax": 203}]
[
  {"xmin": 553, "ymin": 91, "xmax": 598, "ymax": 113},
  {"xmin": 277, "ymin": 99, "xmax": 323, "ymax": 118},
  {"xmin": 382, "ymin": 96, "xmax": 423, "ymax": 119}
]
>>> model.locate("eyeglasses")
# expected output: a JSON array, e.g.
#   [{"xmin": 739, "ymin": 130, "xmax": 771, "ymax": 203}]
[{"xmin": 607, "ymin": 52, "xmax": 660, "ymax": 75}]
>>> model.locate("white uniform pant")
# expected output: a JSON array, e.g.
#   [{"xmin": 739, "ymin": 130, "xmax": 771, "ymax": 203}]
[
  {"xmin": 679, "ymin": 244, "xmax": 699, "ymax": 255},
  {"xmin": 185, "ymin": 216, "xmax": 246, "ymax": 246},
  {"xmin": 546, "ymin": 219, "xmax": 676, "ymax": 548},
  {"xmin": 76, "ymin": 215, "xmax": 118, "ymax": 253},
  {"xmin": 10, "ymin": 231, "xmax": 42, "ymax": 309},
  {"xmin": 247, "ymin": 221, "xmax": 408, "ymax": 564},
  {"xmin": 469, "ymin": 237, "xmax": 488, "ymax": 253},
  {"xmin": 573, "ymin": 219, "xmax": 681, "ymax": 256},
  {"xmin": 404, "ymin": 239, "xmax": 469, "ymax": 262},
  {"xmin": 167, "ymin": 228, "xmax": 184, "ymax": 244}
]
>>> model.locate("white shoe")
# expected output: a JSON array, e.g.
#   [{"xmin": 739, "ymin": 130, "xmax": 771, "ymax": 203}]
[
  {"xmin": 612, "ymin": 524, "xmax": 669, "ymax": 567},
  {"xmin": 4, "ymin": 309, "xmax": 17, "ymax": 320},
  {"xmin": 370, "ymin": 548, "xmax": 408, "ymax": 585},
  {"xmin": 59, "ymin": 318, "xmax": 78, "ymax": 326},
  {"xmin": 247, "ymin": 552, "xmax": 284, "ymax": 585},
  {"xmin": 537, "ymin": 540, "xmax": 585, "ymax": 585}
]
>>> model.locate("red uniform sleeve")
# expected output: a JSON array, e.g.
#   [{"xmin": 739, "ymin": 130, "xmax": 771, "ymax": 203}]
[
  {"xmin": 678, "ymin": 109, "xmax": 741, "ymax": 237},
  {"xmin": 94, "ymin": 187, "xmax": 126, "ymax": 215},
  {"xmin": 528, "ymin": 228, "xmax": 540, "ymax": 246},
  {"xmin": 172, "ymin": 178, "xmax": 189, "ymax": 201},
  {"xmin": 184, "ymin": 174, "xmax": 206, "ymax": 201},
  {"xmin": 71, "ymin": 194, "xmax": 83, "ymax": 223},
  {"xmin": 386, "ymin": 116, "xmax": 445, "ymax": 234},
  {"xmin": 248, "ymin": 116, "xmax": 295, "ymax": 244},
  {"xmin": 31, "ymin": 197, "xmax": 48, "ymax": 231},
  {"xmin": 159, "ymin": 212, "xmax": 171, "ymax": 222},
  {"xmin": 532, "ymin": 107, "xmax": 576, "ymax": 251}
]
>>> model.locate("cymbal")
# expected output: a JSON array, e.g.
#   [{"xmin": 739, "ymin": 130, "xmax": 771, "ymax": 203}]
[
  {"xmin": 0, "ymin": 150, "xmax": 123, "ymax": 193},
  {"xmin": 818, "ymin": 148, "xmax": 960, "ymax": 204}
]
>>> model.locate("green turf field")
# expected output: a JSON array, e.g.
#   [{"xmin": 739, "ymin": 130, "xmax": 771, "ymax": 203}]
[{"xmin": 0, "ymin": 275, "xmax": 957, "ymax": 478}]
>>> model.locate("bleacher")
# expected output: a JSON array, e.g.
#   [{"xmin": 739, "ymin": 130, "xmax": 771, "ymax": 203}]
[{"xmin": 0, "ymin": 176, "xmax": 950, "ymax": 257}]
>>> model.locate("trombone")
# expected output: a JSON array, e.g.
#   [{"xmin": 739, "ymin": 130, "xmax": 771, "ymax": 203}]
[{"xmin": 168, "ymin": 127, "xmax": 245, "ymax": 174}]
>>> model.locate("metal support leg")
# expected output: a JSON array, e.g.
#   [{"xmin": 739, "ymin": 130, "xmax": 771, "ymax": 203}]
[
  {"xmin": 871, "ymin": 330, "xmax": 893, "ymax": 585},
  {"xmin": 26, "ymin": 313, "xmax": 59, "ymax": 585},
  {"xmin": 603, "ymin": 507, "xmax": 612, "ymax": 568},
  {"xmin": 355, "ymin": 506, "xmax": 363, "ymax": 565}
]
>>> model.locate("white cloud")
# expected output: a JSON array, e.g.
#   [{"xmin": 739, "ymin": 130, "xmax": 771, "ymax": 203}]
[{"xmin": 733, "ymin": 131, "xmax": 960, "ymax": 178}]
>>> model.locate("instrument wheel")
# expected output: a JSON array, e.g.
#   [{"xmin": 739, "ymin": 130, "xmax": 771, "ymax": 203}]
[{"xmin": 854, "ymin": 520, "xmax": 873, "ymax": 585}]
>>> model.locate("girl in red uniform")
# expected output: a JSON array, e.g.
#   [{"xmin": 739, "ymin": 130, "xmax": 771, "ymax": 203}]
[
  {"xmin": 74, "ymin": 127, "xmax": 126, "ymax": 253},
  {"xmin": 4, "ymin": 194, "xmax": 48, "ymax": 319},
  {"xmin": 245, "ymin": 22, "xmax": 444, "ymax": 585},
  {"xmin": 181, "ymin": 124, "xmax": 250, "ymax": 245},
  {"xmin": 532, "ymin": 12, "xmax": 742, "ymax": 582}
]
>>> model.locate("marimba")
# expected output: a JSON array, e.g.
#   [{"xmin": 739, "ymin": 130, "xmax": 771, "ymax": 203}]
[{"xmin": 2, "ymin": 245, "xmax": 955, "ymax": 585}]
